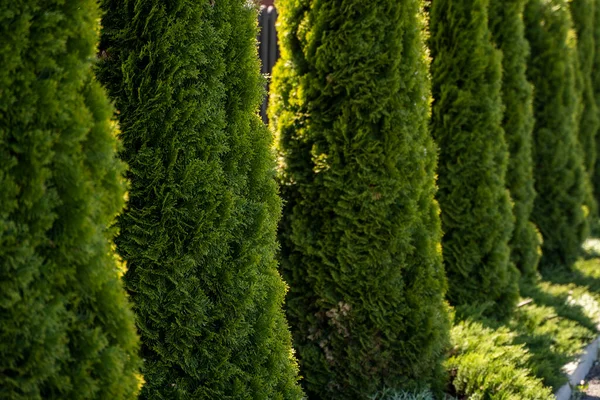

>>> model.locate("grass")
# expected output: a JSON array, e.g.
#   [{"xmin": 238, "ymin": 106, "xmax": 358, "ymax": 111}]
[
  {"xmin": 445, "ymin": 237, "xmax": 600, "ymax": 399},
  {"xmin": 371, "ymin": 388, "xmax": 456, "ymax": 400}
]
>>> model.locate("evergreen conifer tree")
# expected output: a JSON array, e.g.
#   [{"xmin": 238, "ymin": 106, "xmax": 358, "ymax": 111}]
[
  {"xmin": 592, "ymin": 1, "xmax": 600, "ymax": 202},
  {"xmin": 570, "ymin": 0, "xmax": 599, "ymax": 180},
  {"xmin": 429, "ymin": 0, "xmax": 519, "ymax": 315},
  {"xmin": 524, "ymin": 0, "xmax": 589, "ymax": 268},
  {"xmin": 270, "ymin": 1, "xmax": 450, "ymax": 398},
  {"xmin": 0, "ymin": 0, "xmax": 141, "ymax": 398},
  {"xmin": 489, "ymin": 0, "xmax": 542, "ymax": 279},
  {"xmin": 570, "ymin": 0, "xmax": 599, "ymax": 221},
  {"xmin": 97, "ymin": 0, "xmax": 302, "ymax": 398}
]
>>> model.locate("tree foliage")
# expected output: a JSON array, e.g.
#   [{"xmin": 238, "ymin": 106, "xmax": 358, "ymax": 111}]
[
  {"xmin": 489, "ymin": 0, "xmax": 542, "ymax": 279},
  {"xmin": 429, "ymin": 0, "xmax": 519, "ymax": 316},
  {"xmin": 97, "ymin": 0, "xmax": 302, "ymax": 398},
  {"xmin": 524, "ymin": 0, "xmax": 589, "ymax": 269},
  {"xmin": 592, "ymin": 1, "xmax": 600, "ymax": 203},
  {"xmin": 570, "ymin": 0, "xmax": 599, "ymax": 182},
  {"xmin": 0, "ymin": 0, "xmax": 141, "ymax": 398},
  {"xmin": 270, "ymin": 0, "xmax": 450, "ymax": 398}
]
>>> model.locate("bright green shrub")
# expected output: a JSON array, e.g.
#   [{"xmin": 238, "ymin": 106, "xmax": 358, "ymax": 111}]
[
  {"xmin": 0, "ymin": 0, "xmax": 141, "ymax": 398},
  {"xmin": 593, "ymin": 3, "xmax": 600, "ymax": 203},
  {"xmin": 570, "ymin": 0, "xmax": 599, "ymax": 183},
  {"xmin": 489, "ymin": 0, "xmax": 542, "ymax": 279},
  {"xmin": 429, "ymin": 0, "xmax": 519, "ymax": 316},
  {"xmin": 524, "ymin": 0, "xmax": 589, "ymax": 269},
  {"xmin": 571, "ymin": 0, "xmax": 599, "ymax": 221},
  {"xmin": 446, "ymin": 321, "xmax": 553, "ymax": 400},
  {"xmin": 97, "ymin": 0, "xmax": 302, "ymax": 398},
  {"xmin": 370, "ymin": 389, "xmax": 439, "ymax": 400},
  {"xmin": 269, "ymin": 0, "xmax": 450, "ymax": 398}
]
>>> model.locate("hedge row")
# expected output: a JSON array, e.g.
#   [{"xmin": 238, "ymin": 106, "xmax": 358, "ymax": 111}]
[{"xmin": 2, "ymin": 0, "xmax": 599, "ymax": 399}]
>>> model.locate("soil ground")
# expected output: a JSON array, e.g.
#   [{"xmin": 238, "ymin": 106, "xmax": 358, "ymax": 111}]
[{"xmin": 582, "ymin": 362, "xmax": 600, "ymax": 399}]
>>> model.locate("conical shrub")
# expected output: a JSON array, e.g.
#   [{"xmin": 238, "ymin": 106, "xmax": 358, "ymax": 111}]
[
  {"xmin": 570, "ymin": 0, "xmax": 599, "ymax": 181},
  {"xmin": 592, "ymin": 2, "xmax": 600, "ymax": 204},
  {"xmin": 0, "ymin": 0, "xmax": 141, "ymax": 398},
  {"xmin": 429, "ymin": 0, "xmax": 519, "ymax": 316},
  {"xmin": 571, "ymin": 0, "xmax": 599, "ymax": 220},
  {"xmin": 489, "ymin": 0, "xmax": 542, "ymax": 279},
  {"xmin": 97, "ymin": 0, "xmax": 302, "ymax": 398},
  {"xmin": 270, "ymin": 0, "xmax": 450, "ymax": 398},
  {"xmin": 524, "ymin": 0, "xmax": 589, "ymax": 269}
]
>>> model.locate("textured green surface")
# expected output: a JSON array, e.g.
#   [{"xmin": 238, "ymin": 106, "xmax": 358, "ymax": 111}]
[
  {"xmin": 571, "ymin": 0, "xmax": 599, "ymax": 222},
  {"xmin": 524, "ymin": 0, "xmax": 589, "ymax": 269},
  {"xmin": 593, "ymin": 1, "xmax": 600, "ymax": 204},
  {"xmin": 0, "ymin": 0, "xmax": 141, "ymax": 398},
  {"xmin": 429, "ymin": 0, "xmax": 519, "ymax": 316},
  {"xmin": 570, "ymin": 0, "xmax": 599, "ymax": 190},
  {"xmin": 446, "ymin": 321, "xmax": 553, "ymax": 399},
  {"xmin": 270, "ymin": 0, "xmax": 450, "ymax": 398},
  {"xmin": 97, "ymin": 0, "xmax": 302, "ymax": 398},
  {"xmin": 489, "ymin": 0, "xmax": 542, "ymax": 279}
]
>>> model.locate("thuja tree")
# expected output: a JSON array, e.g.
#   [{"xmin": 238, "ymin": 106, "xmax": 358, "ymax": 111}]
[
  {"xmin": 593, "ymin": 3, "xmax": 600, "ymax": 201},
  {"xmin": 0, "ymin": 0, "xmax": 140, "ymax": 398},
  {"xmin": 571, "ymin": 0, "xmax": 599, "ymax": 219},
  {"xmin": 571, "ymin": 0, "xmax": 599, "ymax": 180},
  {"xmin": 524, "ymin": 0, "xmax": 589, "ymax": 268},
  {"xmin": 489, "ymin": 0, "xmax": 542, "ymax": 279},
  {"xmin": 270, "ymin": 0, "xmax": 450, "ymax": 398},
  {"xmin": 429, "ymin": 0, "xmax": 519, "ymax": 316},
  {"xmin": 97, "ymin": 0, "xmax": 302, "ymax": 398}
]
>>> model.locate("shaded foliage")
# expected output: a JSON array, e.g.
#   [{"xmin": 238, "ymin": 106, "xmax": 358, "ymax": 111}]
[
  {"xmin": 524, "ymin": 0, "xmax": 589, "ymax": 269},
  {"xmin": 489, "ymin": 0, "xmax": 542, "ymax": 279},
  {"xmin": 270, "ymin": 0, "xmax": 450, "ymax": 398},
  {"xmin": 97, "ymin": 0, "xmax": 302, "ymax": 398},
  {"xmin": 429, "ymin": 0, "xmax": 519, "ymax": 316}
]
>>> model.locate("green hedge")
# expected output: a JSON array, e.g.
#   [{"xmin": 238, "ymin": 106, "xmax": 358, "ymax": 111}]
[
  {"xmin": 97, "ymin": 0, "xmax": 302, "ymax": 398},
  {"xmin": 270, "ymin": 0, "xmax": 450, "ymax": 398},
  {"xmin": 571, "ymin": 0, "xmax": 599, "ymax": 221},
  {"xmin": 524, "ymin": 0, "xmax": 589, "ymax": 269},
  {"xmin": 489, "ymin": 0, "xmax": 542, "ymax": 279},
  {"xmin": 0, "ymin": 0, "xmax": 140, "ymax": 398},
  {"xmin": 570, "ymin": 0, "xmax": 599, "ymax": 182},
  {"xmin": 593, "ymin": 2, "xmax": 600, "ymax": 203},
  {"xmin": 429, "ymin": 0, "xmax": 519, "ymax": 316}
]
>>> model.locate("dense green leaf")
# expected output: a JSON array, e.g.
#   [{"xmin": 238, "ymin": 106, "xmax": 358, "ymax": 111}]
[
  {"xmin": 489, "ymin": 0, "xmax": 542, "ymax": 279},
  {"xmin": 97, "ymin": 0, "xmax": 302, "ymax": 398},
  {"xmin": 524, "ymin": 0, "xmax": 589, "ymax": 269},
  {"xmin": 270, "ymin": 0, "xmax": 450, "ymax": 398},
  {"xmin": 0, "ymin": 0, "xmax": 141, "ymax": 398},
  {"xmin": 429, "ymin": 0, "xmax": 519, "ymax": 316}
]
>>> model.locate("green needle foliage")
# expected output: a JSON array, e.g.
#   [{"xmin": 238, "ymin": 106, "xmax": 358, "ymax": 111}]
[
  {"xmin": 429, "ymin": 0, "xmax": 519, "ymax": 316},
  {"xmin": 593, "ymin": 3, "xmax": 600, "ymax": 204},
  {"xmin": 270, "ymin": 0, "xmax": 450, "ymax": 398},
  {"xmin": 0, "ymin": 0, "xmax": 141, "ymax": 398},
  {"xmin": 571, "ymin": 0, "xmax": 599, "ymax": 222},
  {"xmin": 97, "ymin": 0, "xmax": 302, "ymax": 398},
  {"xmin": 489, "ymin": 0, "xmax": 542, "ymax": 279},
  {"xmin": 570, "ymin": 0, "xmax": 599, "ymax": 184},
  {"xmin": 524, "ymin": 0, "xmax": 589, "ymax": 269}
]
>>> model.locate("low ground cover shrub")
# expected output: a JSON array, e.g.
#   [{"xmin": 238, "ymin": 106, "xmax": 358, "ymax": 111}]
[
  {"xmin": 447, "ymin": 241, "xmax": 600, "ymax": 398},
  {"xmin": 446, "ymin": 320, "xmax": 552, "ymax": 400}
]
